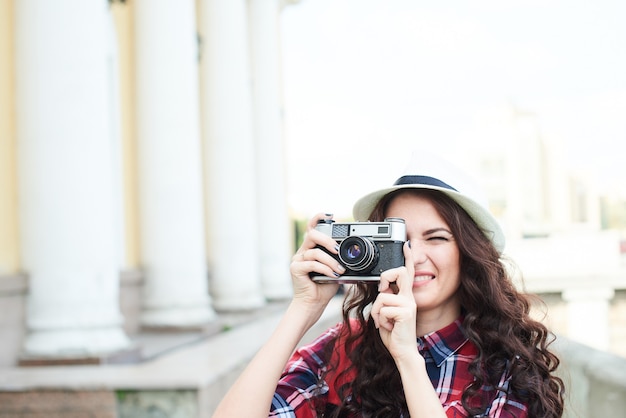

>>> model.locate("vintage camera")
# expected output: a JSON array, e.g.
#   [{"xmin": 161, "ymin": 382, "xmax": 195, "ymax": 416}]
[{"xmin": 311, "ymin": 217, "xmax": 406, "ymax": 283}]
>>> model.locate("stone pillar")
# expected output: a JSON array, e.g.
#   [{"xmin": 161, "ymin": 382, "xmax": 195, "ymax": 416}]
[
  {"xmin": 199, "ymin": 0, "xmax": 265, "ymax": 310},
  {"xmin": 15, "ymin": 0, "xmax": 130, "ymax": 358},
  {"xmin": 562, "ymin": 288, "xmax": 614, "ymax": 351},
  {"xmin": 0, "ymin": 0, "xmax": 18, "ymax": 275},
  {"xmin": 134, "ymin": 0, "xmax": 216, "ymax": 327},
  {"xmin": 249, "ymin": 0, "xmax": 293, "ymax": 300},
  {"xmin": 106, "ymin": 3, "xmax": 127, "ymax": 272}
]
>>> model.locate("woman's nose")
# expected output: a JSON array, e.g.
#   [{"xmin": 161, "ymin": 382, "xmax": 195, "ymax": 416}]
[{"xmin": 408, "ymin": 240, "xmax": 428, "ymax": 264}]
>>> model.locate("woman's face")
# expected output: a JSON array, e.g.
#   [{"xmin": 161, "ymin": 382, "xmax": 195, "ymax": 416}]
[{"xmin": 385, "ymin": 191, "xmax": 462, "ymax": 319}]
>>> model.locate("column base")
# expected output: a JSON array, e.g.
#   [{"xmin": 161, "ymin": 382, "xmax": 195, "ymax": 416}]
[
  {"xmin": 21, "ymin": 326, "xmax": 133, "ymax": 365},
  {"xmin": 140, "ymin": 305, "xmax": 217, "ymax": 329},
  {"xmin": 211, "ymin": 293, "xmax": 266, "ymax": 312},
  {"xmin": 18, "ymin": 345, "xmax": 141, "ymax": 366}
]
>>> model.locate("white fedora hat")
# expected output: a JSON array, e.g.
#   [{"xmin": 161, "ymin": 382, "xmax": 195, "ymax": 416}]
[{"xmin": 352, "ymin": 151, "xmax": 505, "ymax": 253}]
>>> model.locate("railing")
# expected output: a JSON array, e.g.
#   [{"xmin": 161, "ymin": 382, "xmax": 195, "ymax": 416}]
[{"xmin": 555, "ymin": 336, "xmax": 626, "ymax": 418}]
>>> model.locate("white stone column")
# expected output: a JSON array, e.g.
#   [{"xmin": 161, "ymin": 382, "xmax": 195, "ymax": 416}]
[
  {"xmin": 562, "ymin": 288, "xmax": 614, "ymax": 351},
  {"xmin": 15, "ymin": 0, "xmax": 130, "ymax": 357},
  {"xmin": 199, "ymin": 0, "xmax": 266, "ymax": 310},
  {"xmin": 249, "ymin": 0, "xmax": 293, "ymax": 300},
  {"xmin": 134, "ymin": 0, "xmax": 216, "ymax": 327},
  {"xmin": 107, "ymin": 4, "xmax": 127, "ymax": 273}
]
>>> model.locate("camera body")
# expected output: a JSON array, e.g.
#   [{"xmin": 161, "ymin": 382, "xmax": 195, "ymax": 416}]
[{"xmin": 311, "ymin": 217, "xmax": 406, "ymax": 283}]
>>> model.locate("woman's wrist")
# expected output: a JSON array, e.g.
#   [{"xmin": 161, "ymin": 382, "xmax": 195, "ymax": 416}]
[
  {"xmin": 393, "ymin": 348, "xmax": 425, "ymax": 374},
  {"xmin": 287, "ymin": 298, "xmax": 327, "ymax": 331}
]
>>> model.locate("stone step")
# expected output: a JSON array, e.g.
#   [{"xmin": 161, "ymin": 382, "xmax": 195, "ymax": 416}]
[{"xmin": 0, "ymin": 297, "xmax": 344, "ymax": 417}]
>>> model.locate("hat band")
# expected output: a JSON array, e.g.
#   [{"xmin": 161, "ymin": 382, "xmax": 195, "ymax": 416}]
[{"xmin": 394, "ymin": 175, "xmax": 458, "ymax": 192}]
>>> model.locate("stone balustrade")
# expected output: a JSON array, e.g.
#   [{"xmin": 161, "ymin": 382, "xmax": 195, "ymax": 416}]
[{"xmin": 556, "ymin": 336, "xmax": 626, "ymax": 418}]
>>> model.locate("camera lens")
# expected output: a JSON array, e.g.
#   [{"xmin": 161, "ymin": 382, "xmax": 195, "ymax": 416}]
[
  {"xmin": 338, "ymin": 236, "xmax": 378, "ymax": 272},
  {"xmin": 346, "ymin": 243, "xmax": 362, "ymax": 260}
]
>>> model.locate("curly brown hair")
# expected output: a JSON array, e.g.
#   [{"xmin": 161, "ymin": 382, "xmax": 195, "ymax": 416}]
[{"xmin": 316, "ymin": 189, "xmax": 565, "ymax": 417}]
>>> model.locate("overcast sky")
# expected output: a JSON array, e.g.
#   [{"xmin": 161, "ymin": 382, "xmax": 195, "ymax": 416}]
[{"xmin": 280, "ymin": 0, "xmax": 626, "ymax": 218}]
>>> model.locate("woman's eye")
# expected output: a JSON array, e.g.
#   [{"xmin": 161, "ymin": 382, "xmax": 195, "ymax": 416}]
[{"xmin": 427, "ymin": 236, "xmax": 449, "ymax": 242}]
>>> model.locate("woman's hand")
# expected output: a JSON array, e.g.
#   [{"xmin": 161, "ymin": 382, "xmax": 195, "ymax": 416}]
[
  {"xmin": 289, "ymin": 213, "xmax": 345, "ymax": 312},
  {"xmin": 370, "ymin": 241, "xmax": 419, "ymax": 362},
  {"xmin": 213, "ymin": 214, "xmax": 347, "ymax": 418}
]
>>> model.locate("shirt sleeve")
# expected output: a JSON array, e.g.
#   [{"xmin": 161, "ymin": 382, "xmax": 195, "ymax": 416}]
[{"xmin": 269, "ymin": 324, "xmax": 341, "ymax": 418}]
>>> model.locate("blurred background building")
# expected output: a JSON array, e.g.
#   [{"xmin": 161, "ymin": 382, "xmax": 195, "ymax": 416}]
[{"xmin": 0, "ymin": 0, "xmax": 625, "ymax": 417}]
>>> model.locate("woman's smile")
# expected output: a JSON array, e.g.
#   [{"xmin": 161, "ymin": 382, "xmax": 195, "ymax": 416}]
[
  {"xmin": 412, "ymin": 273, "xmax": 435, "ymax": 286},
  {"xmin": 385, "ymin": 191, "xmax": 462, "ymax": 321}
]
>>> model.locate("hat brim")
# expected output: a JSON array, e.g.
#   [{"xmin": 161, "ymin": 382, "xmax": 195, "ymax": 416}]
[{"xmin": 352, "ymin": 183, "xmax": 505, "ymax": 253}]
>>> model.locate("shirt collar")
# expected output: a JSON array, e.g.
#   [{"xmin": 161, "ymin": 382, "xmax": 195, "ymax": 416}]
[{"xmin": 418, "ymin": 316, "xmax": 469, "ymax": 367}]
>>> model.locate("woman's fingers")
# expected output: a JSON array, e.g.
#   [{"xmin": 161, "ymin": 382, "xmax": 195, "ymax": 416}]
[
  {"xmin": 297, "ymin": 241, "xmax": 345, "ymax": 278},
  {"xmin": 306, "ymin": 212, "xmax": 333, "ymax": 231},
  {"xmin": 371, "ymin": 242, "xmax": 416, "ymax": 336},
  {"xmin": 372, "ymin": 292, "xmax": 405, "ymax": 330},
  {"xmin": 291, "ymin": 213, "xmax": 347, "ymax": 281},
  {"xmin": 378, "ymin": 241, "xmax": 413, "ymax": 295},
  {"xmin": 291, "ymin": 245, "xmax": 345, "ymax": 279},
  {"xmin": 400, "ymin": 240, "xmax": 415, "ymax": 295},
  {"xmin": 296, "ymin": 214, "xmax": 339, "ymax": 257}
]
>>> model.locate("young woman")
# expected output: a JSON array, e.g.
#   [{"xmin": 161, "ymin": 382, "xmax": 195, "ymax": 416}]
[{"xmin": 213, "ymin": 155, "xmax": 565, "ymax": 417}]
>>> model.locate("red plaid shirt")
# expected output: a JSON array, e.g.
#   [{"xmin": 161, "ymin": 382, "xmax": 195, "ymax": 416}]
[{"xmin": 270, "ymin": 317, "xmax": 528, "ymax": 417}]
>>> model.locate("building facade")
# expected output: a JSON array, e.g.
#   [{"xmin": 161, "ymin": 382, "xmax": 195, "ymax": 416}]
[{"xmin": 0, "ymin": 0, "xmax": 296, "ymax": 366}]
